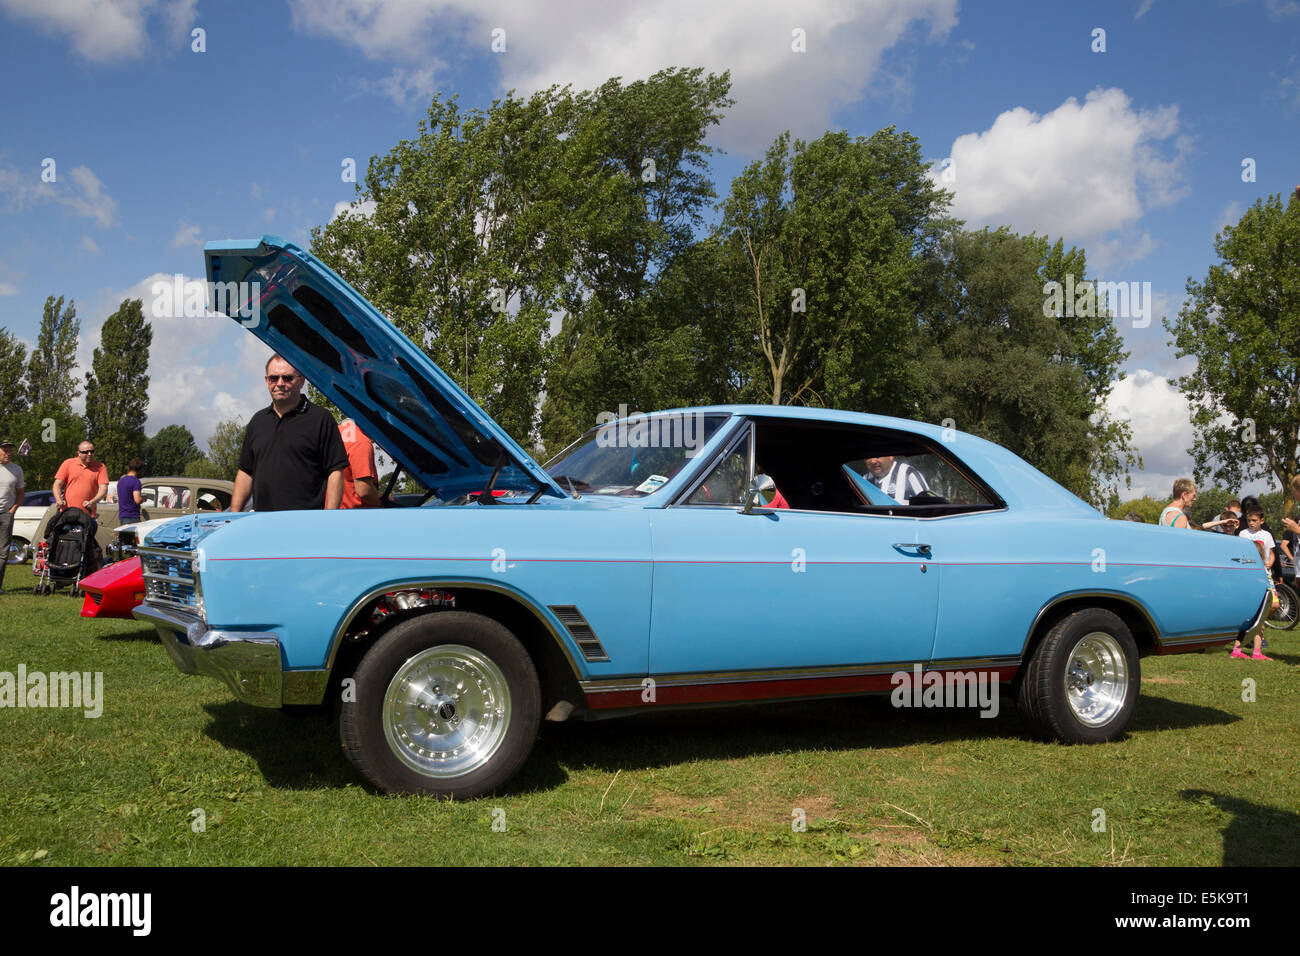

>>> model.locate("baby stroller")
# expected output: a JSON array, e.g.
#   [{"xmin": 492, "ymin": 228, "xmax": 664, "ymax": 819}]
[{"xmin": 32, "ymin": 507, "xmax": 102, "ymax": 596}]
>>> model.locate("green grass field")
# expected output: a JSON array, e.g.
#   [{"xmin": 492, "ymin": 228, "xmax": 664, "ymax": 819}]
[{"xmin": 2, "ymin": 574, "xmax": 1297, "ymax": 867}]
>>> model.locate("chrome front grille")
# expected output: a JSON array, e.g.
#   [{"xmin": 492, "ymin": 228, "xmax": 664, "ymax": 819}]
[{"xmin": 140, "ymin": 547, "xmax": 202, "ymax": 614}]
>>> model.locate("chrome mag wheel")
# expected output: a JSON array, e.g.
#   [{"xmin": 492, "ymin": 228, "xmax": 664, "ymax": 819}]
[
  {"xmin": 382, "ymin": 643, "xmax": 512, "ymax": 779},
  {"xmin": 1064, "ymin": 631, "xmax": 1129, "ymax": 728}
]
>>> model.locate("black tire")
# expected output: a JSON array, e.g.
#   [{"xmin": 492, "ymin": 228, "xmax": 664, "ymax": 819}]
[
  {"xmin": 1264, "ymin": 581, "xmax": 1299, "ymax": 631},
  {"xmin": 1016, "ymin": 608, "xmax": 1139, "ymax": 744},
  {"xmin": 339, "ymin": 611, "xmax": 540, "ymax": 798}
]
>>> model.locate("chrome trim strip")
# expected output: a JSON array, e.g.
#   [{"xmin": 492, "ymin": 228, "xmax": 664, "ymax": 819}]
[
  {"xmin": 579, "ymin": 656, "xmax": 1022, "ymax": 693},
  {"xmin": 325, "ymin": 579, "xmax": 587, "ymax": 681}
]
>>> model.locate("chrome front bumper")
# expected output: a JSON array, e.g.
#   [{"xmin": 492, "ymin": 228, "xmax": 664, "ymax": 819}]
[{"xmin": 134, "ymin": 603, "xmax": 283, "ymax": 707}]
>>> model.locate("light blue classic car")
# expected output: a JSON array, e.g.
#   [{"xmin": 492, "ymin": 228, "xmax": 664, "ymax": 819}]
[{"xmin": 134, "ymin": 236, "xmax": 1272, "ymax": 798}]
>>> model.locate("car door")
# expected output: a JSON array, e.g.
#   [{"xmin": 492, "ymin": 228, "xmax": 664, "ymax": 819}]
[{"xmin": 648, "ymin": 422, "xmax": 939, "ymax": 676}]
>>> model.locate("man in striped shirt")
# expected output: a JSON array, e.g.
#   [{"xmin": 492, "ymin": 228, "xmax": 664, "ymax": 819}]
[{"xmin": 864, "ymin": 455, "xmax": 929, "ymax": 504}]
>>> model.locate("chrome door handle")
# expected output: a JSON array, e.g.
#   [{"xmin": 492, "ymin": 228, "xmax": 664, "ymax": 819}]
[{"xmin": 892, "ymin": 543, "xmax": 932, "ymax": 557}]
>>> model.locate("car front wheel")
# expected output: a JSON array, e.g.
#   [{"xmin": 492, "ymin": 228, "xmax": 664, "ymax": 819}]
[
  {"xmin": 1016, "ymin": 608, "xmax": 1139, "ymax": 744},
  {"xmin": 7, "ymin": 538, "xmax": 30, "ymax": 564},
  {"xmin": 339, "ymin": 611, "xmax": 541, "ymax": 798}
]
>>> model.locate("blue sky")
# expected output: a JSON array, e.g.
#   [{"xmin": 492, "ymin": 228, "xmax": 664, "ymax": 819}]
[{"xmin": 0, "ymin": 0, "xmax": 1296, "ymax": 497}]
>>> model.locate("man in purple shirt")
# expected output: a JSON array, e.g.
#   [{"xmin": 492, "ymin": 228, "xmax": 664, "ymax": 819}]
[{"xmin": 117, "ymin": 459, "xmax": 144, "ymax": 524}]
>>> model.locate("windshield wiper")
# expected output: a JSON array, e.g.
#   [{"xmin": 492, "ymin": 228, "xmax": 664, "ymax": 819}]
[{"xmin": 549, "ymin": 475, "xmax": 591, "ymax": 494}]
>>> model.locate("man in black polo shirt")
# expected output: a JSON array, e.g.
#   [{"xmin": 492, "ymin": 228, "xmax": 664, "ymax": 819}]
[{"xmin": 230, "ymin": 355, "xmax": 349, "ymax": 512}]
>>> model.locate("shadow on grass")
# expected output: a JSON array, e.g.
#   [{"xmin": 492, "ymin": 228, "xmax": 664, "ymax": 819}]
[
  {"xmin": 193, "ymin": 690, "xmax": 1240, "ymax": 798},
  {"xmin": 1181, "ymin": 790, "xmax": 1300, "ymax": 865},
  {"xmin": 95, "ymin": 626, "xmax": 161, "ymax": 643},
  {"xmin": 200, "ymin": 702, "xmax": 358, "ymax": 790},
  {"xmin": 1127, "ymin": 694, "xmax": 1238, "ymax": 733}
]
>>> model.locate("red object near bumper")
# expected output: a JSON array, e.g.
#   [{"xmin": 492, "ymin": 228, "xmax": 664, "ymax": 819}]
[{"xmin": 79, "ymin": 557, "xmax": 145, "ymax": 619}]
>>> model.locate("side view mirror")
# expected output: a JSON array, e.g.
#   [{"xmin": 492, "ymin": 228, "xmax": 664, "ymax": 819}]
[{"xmin": 742, "ymin": 474, "xmax": 776, "ymax": 514}]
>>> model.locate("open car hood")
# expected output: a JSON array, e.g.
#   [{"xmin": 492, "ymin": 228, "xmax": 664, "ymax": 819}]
[{"xmin": 204, "ymin": 235, "xmax": 564, "ymax": 500}]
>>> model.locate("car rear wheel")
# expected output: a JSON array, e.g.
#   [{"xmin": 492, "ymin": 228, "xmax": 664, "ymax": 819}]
[
  {"xmin": 1264, "ymin": 581, "xmax": 1299, "ymax": 631},
  {"xmin": 339, "ymin": 611, "xmax": 540, "ymax": 798},
  {"xmin": 1016, "ymin": 608, "xmax": 1139, "ymax": 744}
]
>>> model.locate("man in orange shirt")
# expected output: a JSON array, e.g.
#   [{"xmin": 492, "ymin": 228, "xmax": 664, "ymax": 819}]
[
  {"xmin": 53, "ymin": 441, "xmax": 110, "ymax": 517},
  {"xmin": 339, "ymin": 419, "xmax": 380, "ymax": 508}
]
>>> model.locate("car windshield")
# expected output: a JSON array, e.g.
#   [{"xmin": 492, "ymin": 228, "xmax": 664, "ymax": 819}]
[{"xmin": 545, "ymin": 413, "xmax": 728, "ymax": 496}]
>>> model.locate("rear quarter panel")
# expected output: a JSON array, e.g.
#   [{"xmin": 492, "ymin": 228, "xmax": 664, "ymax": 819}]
[{"xmin": 930, "ymin": 510, "xmax": 1268, "ymax": 660}]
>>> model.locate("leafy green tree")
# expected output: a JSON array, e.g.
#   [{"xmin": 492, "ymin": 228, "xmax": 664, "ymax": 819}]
[
  {"xmin": 312, "ymin": 85, "xmax": 588, "ymax": 442},
  {"xmin": 182, "ymin": 454, "xmax": 225, "ymax": 480},
  {"xmin": 26, "ymin": 295, "xmax": 81, "ymax": 409},
  {"xmin": 1107, "ymin": 496, "xmax": 1165, "ymax": 523},
  {"xmin": 915, "ymin": 228, "xmax": 1138, "ymax": 508},
  {"xmin": 713, "ymin": 126, "xmax": 952, "ymax": 412},
  {"xmin": 203, "ymin": 418, "xmax": 245, "ymax": 480},
  {"xmin": 85, "ymin": 298, "xmax": 153, "ymax": 477},
  {"xmin": 145, "ymin": 424, "xmax": 199, "ymax": 476},
  {"xmin": 0, "ymin": 328, "xmax": 29, "ymax": 418},
  {"xmin": 0, "ymin": 405, "xmax": 88, "ymax": 490},
  {"xmin": 1165, "ymin": 191, "xmax": 1300, "ymax": 496}
]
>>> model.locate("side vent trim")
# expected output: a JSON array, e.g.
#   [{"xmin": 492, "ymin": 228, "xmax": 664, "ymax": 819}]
[{"xmin": 548, "ymin": 605, "xmax": 610, "ymax": 663}]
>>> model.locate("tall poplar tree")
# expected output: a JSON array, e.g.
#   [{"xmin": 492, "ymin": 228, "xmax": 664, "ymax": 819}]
[
  {"xmin": 84, "ymin": 298, "xmax": 152, "ymax": 477},
  {"xmin": 26, "ymin": 295, "xmax": 81, "ymax": 409}
]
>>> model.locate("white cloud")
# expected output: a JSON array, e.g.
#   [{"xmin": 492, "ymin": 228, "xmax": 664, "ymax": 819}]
[
  {"xmin": 0, "ymin": 282, "xmax": 17, "ymax": 296},
  {"xmin": 0, "ymin": 0, "xmax": 188, "ymax": 63},
  {"xmin": 80, "ymin": 272, "xmax": 272, "ymax": 446},
  {"xmin": 0, "ymin": 161, "xmax": 119, "ymax": 227},
  {"xmin": 935, "ymin": 88, "xmax": 1187, "ymax": 262},
  {"xmin": 169, "ymin": 221, "xmax": 201, "ymax": 248},
  {"xmin": 361, "ymin": 64, "xmax": 443, "ymax": 107},
  {"xmin": 287, "ymin": 0, "xmax": 960, "ymax": 148},
  {"xmin": 1106, "ymin": 368, "xmax": 1194, "ymax": 498},
  {"xmin": 1213, "ymin": 201, "xmax": 1244, "ymax": 244},
  {"xmin": 331, "ymin": 198, "xmax": 376, "ymax": 220},
  {"xmin": 79, "ymin": 235, "xmax": 101, "ymax": 254}
]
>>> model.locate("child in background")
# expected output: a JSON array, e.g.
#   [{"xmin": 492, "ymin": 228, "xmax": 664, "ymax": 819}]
[{"xmin": 1232, "ymin": 512, "xmax": 1276, "ymax": 660}]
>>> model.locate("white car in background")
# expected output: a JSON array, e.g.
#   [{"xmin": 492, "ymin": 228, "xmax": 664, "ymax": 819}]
[
  {"xmin": 105, "ymin": 517, "xmax": 173, "ymax": 563},
  {"xmin": 9, "ymin": 490, "xmax": 56, "ymax": 564}
]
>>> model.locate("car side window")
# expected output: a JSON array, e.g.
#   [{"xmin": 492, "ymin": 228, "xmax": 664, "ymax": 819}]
[
  {"xmin": 141, "ymin": 487, "xmax": 158, "ymax": 507},
  {"xmin": 846, "ymin": 453, "xmax": 992, "ymax": 508},
  {"xmin": 198, "ymin": 488, "xmax": 232, "ymax": 511},
  {"xmin": 150, "ymin": 485, "xmax": 182, "ymax": 509},
  {"xmin": 747, "ymin": 417, "xmax": 1000, "ymax": 516},
  {"xmin": 684, "ymin": 446, "xmax": 749, "ymax": 506}
]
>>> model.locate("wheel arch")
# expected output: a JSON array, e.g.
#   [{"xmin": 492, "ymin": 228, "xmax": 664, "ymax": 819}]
[
  {"xmin": 325, "ymin": 580, "xmax": 586, "ymax": 719},
  {"xmin": 1020, "ymin": 591, "xmax": 1159, "ymax": 665}
]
